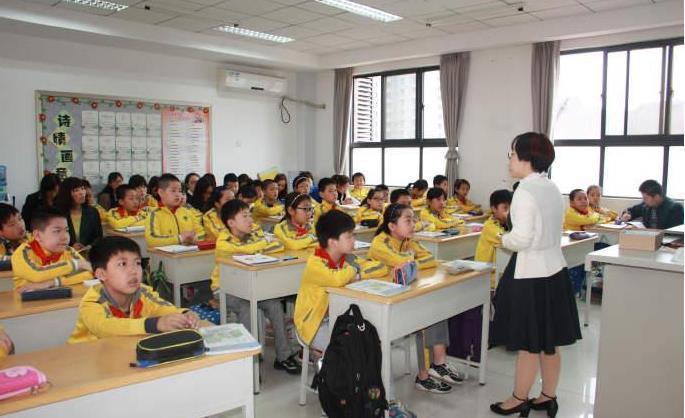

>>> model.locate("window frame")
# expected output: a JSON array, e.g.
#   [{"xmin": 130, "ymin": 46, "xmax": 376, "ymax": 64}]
[
  {"xmin": 349, "ymin": 66, "xmax": 447, "ymax": 186},
  {"xmin": 554, "ymin": 37, "xmax": 684, "ymax": 198}
]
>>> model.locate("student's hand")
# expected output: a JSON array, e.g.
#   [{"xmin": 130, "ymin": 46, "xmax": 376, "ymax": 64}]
[
  {"xmin": 343, "ymin": 198, "xmax": 353, "ymax": 205},
  {"xmin": 77, "ymin": 260, "xmax": 93, "ymax": 272},
  {"xmin": 180, "ymin": 231, "xmax": 197, "ymax": 245},
  {"xmin": 621, "ymin": 212, "xmax": 632, "ymax": 222},
  {"xmin": 183, "ymin": 311, "xmax": 200, "ymax": 329},
  {"xmin": 157, "ymin": 313, "xmax": 193, "ymax": 332},
  {"xmin": 17, "ymin": 281, "xmax": 56, "ymax": 293},
  {"xmin": 72, "ymin": 243, "xmax": 85, "ymax": 251},
  {"xmin": 0, "ymin": 329, "xmax": 14, "ymax": 355}
]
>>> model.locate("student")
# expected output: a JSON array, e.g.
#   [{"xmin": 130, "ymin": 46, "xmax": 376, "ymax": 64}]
[
  {"xmin": 295, "ymin": 210, "xmax": 387, "ymax": 352},
  {"xmin": 223, "ymin": 173, "xmax": 239, "ymax": 194},
  {"xmin": 106, "ymin": 185, "xmax": 148, "ymax": 230},
  {"xmin": 368, "ymin": 203, "xmax": 462, "ymax": 393},
  {"xmin": 564, "ymin": 189, "xmax": 601, "ymax": 231},
  {"xmin": 84, "ymin": 180, "xmax": 109, "ymax": 222},
  {"xmin": 97, "ymin": 172, "xmax": 124, "ymax": 210},
  {"xmin": 55, "ymin": 177, "xmax": 103, "ymax": 250},
  {"xmin": 420, "ymin": 188, "xmax": 464, "ymax": 231},
  {"xmin": 12, "ymin": 208, "xmax": 93, "ymax": 291},
  {"xmin": 237, "ymin": 173, "xmax": 252, "ymax": 188},
  {"xmin": 408, "ymin": 180, "xmax": 429, "ymax": 208},
  {"xmin": 390, "ymin": 188, "xmax": 412, "ymax": 206},
  {"xmin": 128, "ymin": 175, "xmax": 148, "ymax": 210},
  {"xmin": 184, "ymin": 173, "xmax": 200, "ymax": 202},
  {"xmin": 433, "ymin": 175, "xmax": 449, "ymax": 194},
  {"xmin": 349, "ymin": 172, "xmax": 369, "ymax": 203},
  {"xmin": 203, "ymin": 188, "xmax": 234, "ymax": 241},
  {"xmin": 189, "ymin": 176, "xmax": 214, "ymax": 213},
  {"xmin": 252, "ymin": 180, "xmax": 265, "ymax": 201},
  {"xmin": 0, "ymin": 203, "xmax": 27, "ymax": 271},
  {"xmin": 621, "ymin": 180, "xmax": 683, "ymax": 229},
  {"xmin": 448, "ymin": 179, "xmax": 481, "ymax": 213},
  {"xmin": 68, "ymin": 236, "xmax": 198, "ymax": 343},
  {"xmin": 475, "ymin": 190, "xmax": 512, "ymax": 289},
  {"xmin": 299, "ymin": 171, "xmax": 321, "ymax": 203},
  {"xmin": 21, "ymin": 173, "xmax": 61, "ymax": 231},
  {"xmin": 376, "ymin": 184, "xmax": 390, "ymax": 205},
  {"xmin": 209, "ymin": 200, "xmax": 301, "ymax": 374},
  {"xmin": 293, "ymin": 175, "xmax": 318, "ymax": 208},
  {"xmin": 313, "ymin": 177, "xmax": 339, "ymax": 225},
  {"xmin": 252, "ymin": 179, "xmax": 285, "ymax": 223},
  {"xmin": 334, "ymin": 174, "xmax": 358, "ymax": 205},
  {"xmin": 586, "ymin": 185, "xmax": 617, "ymax": 222},
  {"xmin": 146, "ymin": 176, "xmax": 160, "ymax": 208},
  {"xmin": 236, "ymin": 184, "xmax": 266, "ymax": 237},
  {"xmin": 145, "ymin": 174, "xmax": 205, "ymax": 248},
  {"xmin": 274, "ymin": 192, "xmax": 317, "ymax": 250},
  {"xmin": 274, "ymin": 173, "xmax": 288, "ymax": 203},
  {"xmin": 0, "ymin": 326, "xmax": 14, "ymax": 360},
  {"xmin": 355, "ymin": 188, "xmax": 384, "ymax": 228}
]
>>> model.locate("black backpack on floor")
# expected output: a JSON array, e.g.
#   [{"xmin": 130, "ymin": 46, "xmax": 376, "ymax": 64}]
[{"xmin": 314, "ymin": 304, "xmax": 387, "ymax": 418}]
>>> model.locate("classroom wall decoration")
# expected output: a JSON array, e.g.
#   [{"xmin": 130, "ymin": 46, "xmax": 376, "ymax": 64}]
[{"xmin": 35, "ymin": 91, "xmax": 211, "ymax": 186}]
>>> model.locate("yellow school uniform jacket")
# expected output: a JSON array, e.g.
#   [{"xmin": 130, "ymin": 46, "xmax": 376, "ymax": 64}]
[
  {"xmin": 92, "ymin": 204, "xmax": 108, "ymax": 222},
  {"xmin": 203, "ymin": 208, "xmax": 226, "ymax": 241},
  {"xmin": 349, "ymin": 187, "xmax": 369, "ymax": 202},
  {"xmin": 11, "ymin": 242, "xmax": 92, "ymax": 289},
  {"xmin": 564, "ymin": 207, "xmax": 601, "ymax": 231},
  {"xmin": 294, "ymin": 250, "xmax": 388, "ymax": 345},
  {"xmin": 0, "ymin": 325, "xmax": 8, "ymax": 360},
  {"xmin": 252, "ymin": 199, "xmax": 284, "ymax": 223},
  {"xmin": 186, "ymin": 204, "xmax": 204, "ymax": 225},
  {"xmin": 210, "ymin": 229, "xmax": 284, "ymax": 291},
  {"xmin": 368, "ymin": 231, "xmax": 437, "ymax": 269},
  {"xmin": 313, "ymin": 200, "xmax": 338, "ymax": 225},
  {"xmin": 273, "ymin": 220, "xmax": 317, "ymax": 250},
  {"xmin": 0, "ymin": 236, "xmax": 27, "ymax": 262},
  {"xmin": 419, "ymin": 207, "xmax": 463, "ymax": 230},
  {"xmin": 411, "ymin": 196, "xmax": 426, "ymax": 209},
  {"xmin": 589, "ymin": 206, "xmax": 617, "ymax": 223},
  {"xmin": 145, "ymin": 195, "xmax": 158, "ymax": 208},
  {"xmin": 145, "ymin": 205, "xmax": 206, "ymax": 248},
  {"xmin": 106, "ymin": 208, "xmax": 147, "ymax": 230},
  {"xmin": 447, "ymin": 197, "xmax": 481, "ymax": 213},
  {"xmin": 475, "ymin": 216, "xmax": 505, "ymax": 289},
  {"xmin": 354, "ymin": 206, "xmax": 383, "ymax": 226},
  {"xmin": 68, "ymin": 284, "xmax": 183, "ymax": 344}
]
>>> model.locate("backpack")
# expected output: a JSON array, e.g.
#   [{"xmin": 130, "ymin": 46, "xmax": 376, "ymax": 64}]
[
  {"xmin": 143, "ymin": 261, "xmax": 173, "ymax": 303},
  {"xmin": 315, "ymin": 304, "xmax": 387, "ymax": 418}
]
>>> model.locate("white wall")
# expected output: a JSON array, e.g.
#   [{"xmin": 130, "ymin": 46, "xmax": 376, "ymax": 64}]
[{"xmin": 0, "ymin": 31, "xmax": 307, "ymax": 207}]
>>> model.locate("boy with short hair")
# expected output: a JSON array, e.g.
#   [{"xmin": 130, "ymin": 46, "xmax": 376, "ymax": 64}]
[
  {"xmin": 313, "ymin": 177, "xmax": 339, "ymax": 225},
  {"xmin": 11, "ymin": 208, "xmax": 93, "ymax": 292},
  {"xmin": 252, "ymin": 179, "xmax": 284, "ymax": 223},
  {"xmin": 68, "ymin": 236, "xmax": 198, "ymax": 343},
  {"xmin": 475, "ymin": 189, "xmax": 512, "ymax": 289},
  {"xmin": 210, "ymin": 199, "xmax": 301, "ymax": 374},
  {"xmin": 223, "ymin": 173, "xmax": 239, "ymax": 194},
  {"xmin": 295, "ymin": 210, "xmax": 387, "ymax": 351},
  {"xmin": 334, "ymin": 174, "xmax": 358, "ymax": 205},
  {"xmin": 145, "ymin": 174, "xmax": 205, "ymax": 248},
  {"xmin": 433, "ymin": 175, "xmax": 449, "ymax": 194},
  {"xmin": 107, "ymin": 184, "xmax": 148, "ymax": 230},
  {"xmin": 0, "ymin": 203, "xmax": 27, "ymax": 271}
]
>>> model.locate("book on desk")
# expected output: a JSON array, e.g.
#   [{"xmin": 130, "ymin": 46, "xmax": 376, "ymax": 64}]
[
  {"xmin": 155, "ymin": 245, "xmax": 200, "ymax": 254},
  {"xmin": 199, "ymin": 323, "xmax": 260, "ymax": 355}
]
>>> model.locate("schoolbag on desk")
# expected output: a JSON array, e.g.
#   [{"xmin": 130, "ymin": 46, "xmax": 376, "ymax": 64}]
[{"xmin": 315, "ymin": 304, "xmax": 387, "ymax": 418}]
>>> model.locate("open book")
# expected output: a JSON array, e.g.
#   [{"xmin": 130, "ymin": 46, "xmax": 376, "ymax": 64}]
[
  {"xmin": 345, "ymin": 279, "xmax": 409, "ymax": 297},
  {"xmin": 354, "ymin": 240, "xmax": 371, "ymax": 250},
  {"xmin": 232, "ymin": 254, "xmax": 280, "ymax": 266},
  {"xmin": 155, "ymin": 245, "xmax": 199, "ymax": 254},
  {"xmin": 199, "ymin": 324, "xmax": 260, "ymax": 355},
  {"xmin": 115, "ymin": 225, "xmax": 145, "ymax": 233},
  {"xmin": 414, "ymin": 231, "xmax": 447, "ymax": 238}
]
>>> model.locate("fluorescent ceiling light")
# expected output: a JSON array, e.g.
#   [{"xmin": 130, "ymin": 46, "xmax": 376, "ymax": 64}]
[
  {"xmin": 62, "ymin": 0, "xmax": 129, "ymax": 12},
  {"xmin": 316, "ymin": 0, "xmax": 402, "ymax": 22},
  {"xmin": 214, "ymin": 25, "xmax": 293, "ymax": 43}
]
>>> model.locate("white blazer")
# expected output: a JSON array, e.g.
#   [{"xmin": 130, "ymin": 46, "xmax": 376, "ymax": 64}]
[{"xmin": 502, "ymin": 172, "xmax": 566, "ymax": 279}]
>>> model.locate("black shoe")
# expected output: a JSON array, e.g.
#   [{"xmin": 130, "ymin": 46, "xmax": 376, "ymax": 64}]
[
  {"xmin": 414, "ymin": 376, "xmax": 452, "ymax": 394},
  {"xmin": 274, "ymin": 354, "xmax": 302, "ymax": 375},
  {"xmin": 530, "ymin": 392, "xmax": 558, "ymax": 417},
  {"xmin": 490, "ymin": 393, "xmax": 531, "ymax": 417}
]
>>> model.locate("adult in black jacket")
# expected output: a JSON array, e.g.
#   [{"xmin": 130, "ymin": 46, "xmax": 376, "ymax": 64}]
[
  {"xmin": 55, "ymin": 177, "xmax": 102, "ymax": 250},
  {"xmin": 21, "ymin": 173, "xmax": 61, "ymax": 231},
  {"xmin": 622, "ymin": 180, "xmax": 684, "ymax": 229},
  {"xmin": 97, "ymin": 172, "xmax": 123, "ymax": 210}
]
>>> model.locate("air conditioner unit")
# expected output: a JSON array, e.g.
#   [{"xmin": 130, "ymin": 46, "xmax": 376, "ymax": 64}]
[{"xmin": 218, "ymin": 68, "xmax": 287, "ymax": 96}]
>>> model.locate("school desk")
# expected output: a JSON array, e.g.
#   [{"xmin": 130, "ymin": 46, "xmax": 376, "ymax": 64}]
[
  {"xmin": 414, "ymin": 225, "xmax": 481, "ymax": 261},
  {"xmin": 327, "ymin": 267, "xmax": 491, "ymax": 401},
  {"xmin": 0, "ymin": 270, "xmax": 12, "ymax": 292},
  {"xmin": 105, "ymin": 229, "xmax": 149, "ymax": 258},
  {"xmin": 148, "ymin": 248, "xmax": 215, "ymax": 307},
  {"xmin": 585, "ymin": 224, "xmax": 624, "ymax": 245},
  {"xmin": 0, "ymin": 334, "xmax": 260, "ymax": 418},
  {"xmin": 0, "ymin": 285, "xmax": 87, "ymax": 353},
  {"xmin": 353, "ymin": 225, "xmax": 376, "ymax": 243},
  {"xmin": 257, "ymin": 215, "xmax": 282, "ymax": 232}
]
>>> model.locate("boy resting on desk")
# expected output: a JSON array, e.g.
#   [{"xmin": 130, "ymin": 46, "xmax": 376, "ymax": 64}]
[
  {"xmin": 68, "ymin": 236, "xmax": 198, "ymax": 343},
  {"xmin": 0, "ymin": 203, "xmax": 28, "ymax": 271},
  {"xmin": 209, "ymin": 199, "xmax": 301, "ymax": 375},
  {"xmin": 12, "ymin": 208, "xmax": 92, "ymax": 292},
  {"xmin": 294, "ymin": 210, "xmax": 387, "ymax": 353},
  {"xmin": 145, "ymin": 174, "xmax": 205, "ymax": 248},
  {"xmin": 107, "ymin": 184, "xmax": 148, "ymax": 230},
  {"xmin": 475, "ymin": 189, "xmax": 512, "ymax": 290}
]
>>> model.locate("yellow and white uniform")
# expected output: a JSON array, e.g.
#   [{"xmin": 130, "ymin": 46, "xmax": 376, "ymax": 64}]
[
  {"xmin": 202, "ymin": 208, "xmax": 225, "ymax": 241},
  {"xmin": 106, "ymin": 207, "xmax": 148, "ymax": 230},
  {"xmin": 447, "ymin": 197, "xmax": 481, "ymax": 213},
  {"xmin": 419, "ymin": 207, "xmax": 463, "ymax": 230},
  {"xmin": 11, "ymin": 241, "xmax": 92, "ymax": 289},
  {"xmin": 474, "ymin": 216, "xmax": 505, "ymax": 289},
  {"xmin": 349, "ymin": 187, "xmax": 370, "ymax": 202},
  {"xmin": 354, "ymin": 206, "xmax": 383, "ymax": 227},
  {"xmin": 368, "ymin": 231, "xmax": 437, "ymax": 270},
  {"xmin": 564, "ymin": 207, "xmax": 601, "ymax": 231},
  {"xmin": 145, "ymin": 205, "xmax": 206, "ymax": 248},
  {"xmin": 252, "ymin": 199, "xmax": 285, "ymax": 223},
  {"xmin": 273, "ymin": 220, "xmax": 317, "ymax": 250},
  {"xmin": 313, "ymin": 200, "xmax": 338, "ymax": 225}
]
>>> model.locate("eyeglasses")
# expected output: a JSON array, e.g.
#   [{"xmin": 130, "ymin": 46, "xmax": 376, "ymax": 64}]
[
  {"xmin": 507, "ymin": 150, "xmax": 516, "ymax": 160},
  {"xmin": 296, "ymin": 206, "xmax": 314, "ymax": 212}
]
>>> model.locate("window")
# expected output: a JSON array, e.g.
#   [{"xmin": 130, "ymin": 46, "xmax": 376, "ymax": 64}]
[
  {"xmin": 350, "ymin": 67, "xmax": 447, "ymax": 186},
  {"xmin": 552, "ymin": 38, "xmax": 684, "ymax": 198}
]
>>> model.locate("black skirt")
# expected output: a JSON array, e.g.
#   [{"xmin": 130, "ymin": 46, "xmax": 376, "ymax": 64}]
[{"xmin": 490, "ymin": 253, "xmax": 582, "ymax": 354}]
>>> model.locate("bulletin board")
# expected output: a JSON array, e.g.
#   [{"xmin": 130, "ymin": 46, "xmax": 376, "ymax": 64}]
[{"xmin": 35, "ymin": 91, "xmax": 211, "ymax": 185}]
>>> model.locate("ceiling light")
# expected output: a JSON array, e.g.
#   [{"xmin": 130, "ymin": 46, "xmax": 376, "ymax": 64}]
[
  {"xmin": 62, "ymin": 0, "xmax": 129, "ymax": 12},
  {"xmin": 316, "ymin": 0, "xmax": 401, "ymax": 22},
  {"xmin": 214, "ymin": 25, "xmax": 293, "ymax": 43}
]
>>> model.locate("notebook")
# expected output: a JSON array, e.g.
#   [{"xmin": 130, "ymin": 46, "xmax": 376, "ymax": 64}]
[
  {"xmin": 442, "ymin": 260, "xmax": 493, "ymax": 275},
  {"xmin": 232, "ymin": 254, "xmax": 280, "ymax": 266},
  {"xmin": 115, "ymin": 225, "xmax": 145, "ymax": 233},
  {"xmin": 155, "ymin": 245, "xmax": 199, "ymax": 254},
  {"xmin": 199, "ymin": 324, "xmax": 260, "ymax": 355},
  {"xmin": 414, "ymin": 231, "xmax": 447, "ymax": 238},
  {"xmin": 345, "ymin": 279, "xmax": 409, "ymax": 297}
]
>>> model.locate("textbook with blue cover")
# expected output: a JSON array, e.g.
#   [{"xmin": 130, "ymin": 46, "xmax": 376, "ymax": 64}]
[{"xmin": 198, "ymin": 324, "xmax": 260, "ymax": 355}]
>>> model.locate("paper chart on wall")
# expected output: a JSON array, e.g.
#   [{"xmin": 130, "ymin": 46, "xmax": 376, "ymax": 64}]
[
  {"xmin": 99, "ymin": 161, "xmax": 116, "ymax": 177},
  {"xmin": 162, "ymin": 110, "xmax": 209, "ymax": 177},
  {"xmin": 116, "ymin": 160, "xmax": 132, "ymax": 176},
  {"xmin": 81, "ymin": 111, "xmax": 98, "ymax": 128},
  {"xmin": 83, "ymin": 161, "xmax": 100, "ymax": 177},
  {"xmin": 131, "ymin": 113, "xmax": 147, "ymax": 130},
  {"xmin": 147, "ymin": 114, "xmax": 161, "ymax": 130},
  {"xmin": 115, "ymin": 136, "xmax": 132, "ymax": 154},
  {"xmin": 115, "ymin": 112, "xmax": 131, "ymax": 129},
  {"xmin": 147, "ymin": 161, "xmax": 162, "ymax": 176},
  {"xmin": 82, "ymin": 135, "xmax": 99, "ymax": 160},
  {"xmin": 99, "ymin": 111, "xmax": 115, "ymax": 128},
  {"xmin": 132, "ymin": 161, "xmax": 148, "ymax": 176}
]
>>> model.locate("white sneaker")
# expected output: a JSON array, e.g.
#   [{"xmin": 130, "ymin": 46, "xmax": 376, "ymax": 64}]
[{"xmin": 428, "ymin": 363, "xmax": 465, "ymax": 385}]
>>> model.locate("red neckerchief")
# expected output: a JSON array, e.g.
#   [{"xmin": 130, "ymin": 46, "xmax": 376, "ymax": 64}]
[
  {"xmin": 29, "ymin": 240, "xmax": 62, "ymax": 265},
  {"xmin": 574, "ymin": 207, "xmax": 589, "ymax": 215},
  {"xmin": 109, "ymin": 298, "xmax": 143, "ymax": 319},
  {"xmin": 290, "ymin": 221, "xmax": 309, "ymax": 237},
  {"xmin": 456, "ymin": 196, "xmax": 467, "ymax": 204},
  {"xmin": 315, "ymin": 247, "xmax": 345, "ymax": 269},
  {"xmin": 158, "ymin": 202, "xmax": 178, "ymax": 214},
  {"xmin": 117, "ymin": 207, "xmax": 139, "ymax": 217}
]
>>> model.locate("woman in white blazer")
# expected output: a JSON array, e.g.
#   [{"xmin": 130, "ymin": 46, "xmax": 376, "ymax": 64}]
[{"xmin": 490, "ymin": 132, "xmax": 581, "ymax": 418}]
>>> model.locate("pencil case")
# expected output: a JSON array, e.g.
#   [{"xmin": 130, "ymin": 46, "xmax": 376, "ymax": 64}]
[
  {"xmin": 0, "ymin": 366, "xmax": 49, "ymax": 401},
  {"xmin": 136, "ymin": 329, "xmax": 205, "ymax": 368},
  {"xmin": 360, "ymin": 219, "xmax": 380, "ymax": 228},
  {"xmin": 21, "ymin": 287, "xmax": 72, "ymax": 302},
  {"xmin": 197, "ymin": 240, "xmax": 216, "ymax": 251},
  {"xmin": 392, "ymin": 261, "xmax": 417, "ymax": 286}
]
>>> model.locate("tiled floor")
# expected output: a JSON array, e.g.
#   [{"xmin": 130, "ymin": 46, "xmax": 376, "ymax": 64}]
[{"xmin": 223, "ymin": 300, "xmax": 600, "ymax": 418}]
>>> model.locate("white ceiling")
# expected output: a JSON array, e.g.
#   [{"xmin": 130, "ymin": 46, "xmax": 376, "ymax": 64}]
[{"xmin": 19, "ymin": 0, "xmax": 665, "ymax": 54}]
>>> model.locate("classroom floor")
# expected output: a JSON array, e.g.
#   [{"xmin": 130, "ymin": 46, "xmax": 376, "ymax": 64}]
[{"xmin": 221, "ymin": 299, "xmax": 600, "ymax": 418}]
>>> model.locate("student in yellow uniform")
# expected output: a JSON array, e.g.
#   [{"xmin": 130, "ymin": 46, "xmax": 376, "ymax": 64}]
[
  {"xmin": 334, "ymin": 174, "xmax": 358, "ymax": 205},
  {"xmin": 236, "ymin": 184, "xmax": 265, "ymax": 237},
  {"xmin": 180, "ymin": 193, "xmax": 204, "ymax": 229},
  {"xmin": 433, "ymin": 175, "xmax": 449, "ymax": 194},
  {"xmin": 12, "ymin": 208, "xmax": 93, "ymax": 291},
  {"xmin": 128, "ymin": 175, "xmax": 149, "ymax": 210},
  {"xmin": 390, "ymin": 189, "xmax": 431, "ymax": 232},
  {"xmin": 145, "ymin": 176, "xmax": 160, "ymax": 208},
  {"xmin": 376, "ymin": 184, "xmax": 390, "ymax": 206},
  {"xmin": 354, "ymin": 188, "xmax": 384, "ymax": 228},
  {"xmin": 274, "ymin": 192, "xmax": 317, "ymax": 250},
  {"xmin": 252, "ymin": 179, "xmax": 285, "ymax": 223},
  {"xmin": 448, "ymin": 179, "xmax": 482, "ymax": 214},
  {"xmin": 293, "ymin": 175, "xmax": 317, "ymax": 206},
  {"xmin": 369, "ymin": 203, "xmax": 463, "ymax": 394},
  {"xmin": 209, "ymin": 200, "xmax": 301, "ymax": 374},
  {"xmin": 420, "ymin": 188, "xmax": 464, "ymax": 231},
  {"xmin": 586, "ymin": 185, "xmax": 617, "ymax": 222},
  {"xmin": 294, "ymin": 210, "xmax": 387, "ymax": 351},
  {"xmin": 313, "ymin": 177, "xmax": 339, "ymax": 225},
  {"xmin": 106, "ymin": 185, "xmax": 148, "ymax": 230},
  {"xmin": 0, "ymin": 203, "xmax": 28, "ymax": 271},
  {"xmin": 349, "ymin": 172, "xmax": 369, "ymax": 202},
  {"xmin": 274, "ymin": 173, "xmax": 288, "ymax": 204},
  {"xmin": 409, "ymin": 180, "xmax": 429, "ymax": 209},
  {"xmin": 203, "ymin": 187, "xmax": 234, "ymax": 241},
  {"xmin": 474, "ymin": 190, "xmax": 512, "ymax": 290},
  {"xmin": 145, "ymin": 174, "xmax": 205, "ymax": 248},
  {"xmin": 0, "ymin": 326, "xmax": 14, "ymax": 360},
  {"xmin": 68, "ymin": 236, "xmax": 198, "ymax": 343},
  {"xmin": 564, "ymin": 189, "xmax": 601, "ymax": 231},
  {"xmin": 252, "ymin": 180, "xmax": 265, "ymax": 201}
]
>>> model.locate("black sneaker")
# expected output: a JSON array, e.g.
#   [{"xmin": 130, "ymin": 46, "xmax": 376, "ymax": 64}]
[
  {"xmin": 414, "ymin": 376, "xmax": 452, "ymax": 394},
  {"xmin": 429, "ymin": 363, "xmax": 465, "ymax": 385},
  {"xmin": 274, "ymin": 354, "xmax": 302, "ymax": 375}
]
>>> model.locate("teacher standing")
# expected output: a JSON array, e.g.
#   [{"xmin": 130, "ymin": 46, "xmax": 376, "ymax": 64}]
[{"xmin": 490, "ymin": 132, "xmax": 581, "ymax": 417}]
